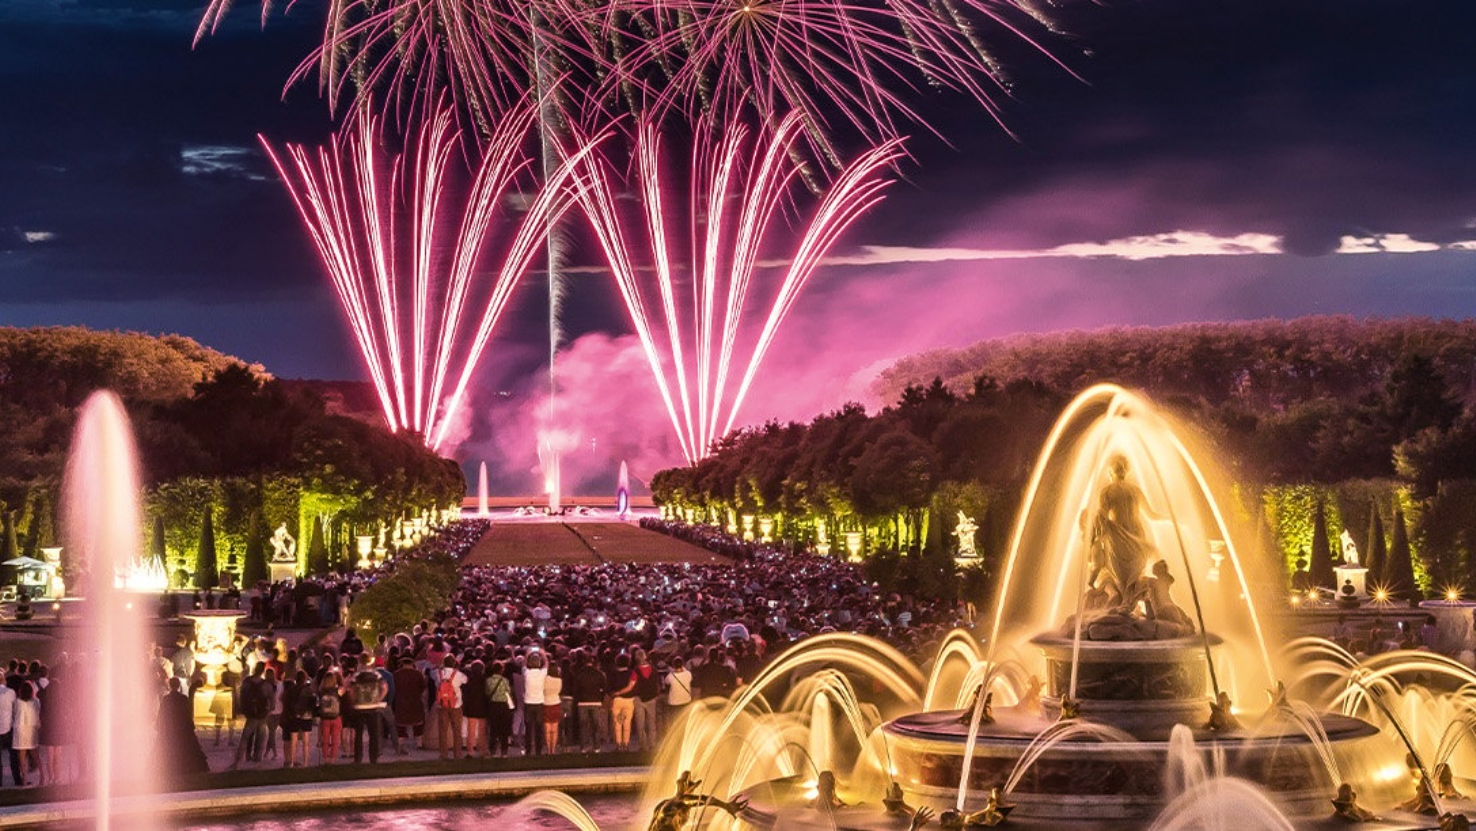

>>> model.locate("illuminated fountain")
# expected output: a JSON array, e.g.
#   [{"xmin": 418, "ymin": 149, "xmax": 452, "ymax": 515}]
[
  {"xmin": 617, "ymin": 460, "xmax": 631, "ymax": 519},
  {"xmin": 61, "ymin": 390, "xmax": 161, "ymax": 827},
  {"xmin": 478, "ymin": 460, "xmax": 490, "ymax": 516},
  {"xmin": 184, "ymin": 608, "xmax": 247, "ymax": 725},
  {"xmin": 633, "ymin": 384, "xmax": 1472, "ymax": 830}
]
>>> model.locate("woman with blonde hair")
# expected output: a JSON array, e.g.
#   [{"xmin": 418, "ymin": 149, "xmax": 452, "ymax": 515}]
[{"xmin": 543, "ymin": 663, "xmax": 563, "ymax": 754}]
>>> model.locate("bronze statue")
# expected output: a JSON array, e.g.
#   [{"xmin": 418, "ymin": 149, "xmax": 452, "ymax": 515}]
[
  {"xmin": 1438, "ymin": 763, "xmax": 1467, "ymax": 799},
  {"xmin": 811, "ymin": 770, "xmax": 846, "ymax": 812},
  {"xmin": 1091, "ymin": 454, "xmax": 1157, "ymax": 606},
  {"xmin": 1331, "ymin": 782, "xmax": 1379, "ymax": 822},
  {"xmin": 957, "ymin": 688, "xmax": 994, "ymax": 726},
  {"xmin": 1398, "ymin": 767, "xmax": 1440, "ymax": 815},
  {"xmin": 883, "ymin": 781, "xmax": 915, "ymax": 816},
  {"xmin": 646, "ymin": 770, "xmax": 749, "ymax": 831},
  {"xmin": 1205, "ymin": 691, "xmax": 1240, "ymax": 732},
  {"xmin": 909, "ymin": 806, "xmax": 936, "ymax": 830},
  {"xmin": 1059, "ymin": 694, "xmax": 1080, "ymax": 720},
  {"xmin": 1440, "ymin": 812, "xmax": 1472, "ymax": 831},
  {"xmin": 937, "ymin": 788, "xmax": 1013, "ymax": 828}
]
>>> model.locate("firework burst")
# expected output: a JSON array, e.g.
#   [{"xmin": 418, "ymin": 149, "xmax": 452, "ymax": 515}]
[
  {"xmin": 260, "ymin": 100, "xmax": 598, "ymax": 450},
  {"xmin": 197, "ymin": 0, "xmax": 1065, "ymax": 148},
  {"xmin": 569, "ymin": 112, "xmax": 904, "ymax": 462}
]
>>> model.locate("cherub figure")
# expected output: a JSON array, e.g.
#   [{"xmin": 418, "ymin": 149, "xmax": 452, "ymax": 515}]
[
  {"xmin": 937, "ymin": 787, "xmax": 1013, "ymax": 828},
  {"xmin": 956, "ymin": 687, "xmax": 993, "ymax": 726},
  {"xmin": 1438, "ymin": 763, "xmax": 1467, "ymax": 800},
  {"xmin": 1205, "ymin": 691, "xmax": 1241, "ymax": 732},
  {"xmin": 647, "ymin": 770, "xmax": 749, "ymax": 831},
  {"xmin": 811, "ymin": 770, "xmax": 846, "ymax": 812},
  {"xmin": 884, "ymin": 781, "xmax": 915, "ymax": 816},
  {"xmin": 1398, "ymin": 767, "xmax": 1440, "ymax": 816},
  {"xmin": 1332, "ymin": 782, "xmax": 1379, "ymax": 822},
  {"xmin": 1059, "ymin": 694, "xmax": 1080, "ymax": 720}
]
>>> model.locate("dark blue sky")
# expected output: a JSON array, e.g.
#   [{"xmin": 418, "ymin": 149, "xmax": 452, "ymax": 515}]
[{"xmin": 3, "ymin": 0, "xmax": 1475, "ymax": 485}]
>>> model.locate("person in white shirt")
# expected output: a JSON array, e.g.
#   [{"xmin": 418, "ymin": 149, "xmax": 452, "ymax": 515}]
[
  {"xmin": 0, "ymin": 681, "xmax": 16, "ymax": 786},
  {"xmin": 522, "ymin": 651, "xmax": 549, "ymax": 756},
  {"xmin": 665, "ymin": 656, "xmax": 693, "ymax": 727}
]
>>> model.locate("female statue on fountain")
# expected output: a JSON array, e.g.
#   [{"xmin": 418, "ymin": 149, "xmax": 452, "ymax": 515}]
[{"xmin": 1092, "ymin": 454, "xmax": 1158, "ymax": 605}]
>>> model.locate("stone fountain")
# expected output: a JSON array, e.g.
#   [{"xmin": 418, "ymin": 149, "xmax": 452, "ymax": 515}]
[{"xmin": 667, "ymin": 385, "xmax": 1466, "ymax": 830}]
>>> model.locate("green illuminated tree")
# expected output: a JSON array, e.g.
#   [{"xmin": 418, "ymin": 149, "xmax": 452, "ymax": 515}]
[
  {"xmin": 307, "ymin": 516, "xmax": 329, "ymax": 576},
  {"xmin": 1386, "ymin": 505, "xmax": 1416, "ymax": 600},
  {"xmin": 194, "ymin": 507, "xmax": 218, "ymax": 590},
  {"xmin": 0, "ymin": 511, "xmax": 18, "ymax": 561},
  {"xmin": 1309, "ymin": 501, "xmax": 1335, "ymax": 589},
  {"xmin": 1365, "ymin": 508, "xmax": 1387, "ymax": 588},
  {"xmin": 242, "ymin": 511, "xmax": 268, "ymax": 586}
]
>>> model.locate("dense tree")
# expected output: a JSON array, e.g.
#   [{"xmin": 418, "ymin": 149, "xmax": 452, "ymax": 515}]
[
  {"xmin": 194, "ymin": 507, "xmax": 218, "ymax": 590},
  {"xmin": 1365, "ymin": 508, "xmax": 1387, "ymax": 587},
  {"xmin": 306, "ymin": 516, "xmax": 329, "ymax": 576},
  {"xmin": 0, "ymin": 511, "xmax": 17, "ymax": 561},
  {"xmin": 1386, "ymin": 505, "xmax": 1416, "ymax": 600},
  {"xmin": 1310, "ymin": 501, "xmax": 1335, "ymax": 589},
  {"xmin": 242, "ymin": 511, "xmax": 268, "ymax": 586}
]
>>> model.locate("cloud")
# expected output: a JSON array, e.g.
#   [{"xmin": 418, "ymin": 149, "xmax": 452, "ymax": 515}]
[
  {"xmin": 180, "ymin": 145, "xmax": 268, "ymax": 180},
  {"xmin": 23, "ymin": 230, "xmax": 56, "ymax": 243},
  {"xmin": 828, "ymin": 231, "xmax": 1284, "ymax": 265},
  {"xmin": 1335, "ymin": 233, "xmax": 1443, "ymax": 255}
]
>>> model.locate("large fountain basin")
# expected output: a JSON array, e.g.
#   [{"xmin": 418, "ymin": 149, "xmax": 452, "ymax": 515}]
[{"xmin": 881, "ymin": 707, "xmax": 1382, "ymax": 821}]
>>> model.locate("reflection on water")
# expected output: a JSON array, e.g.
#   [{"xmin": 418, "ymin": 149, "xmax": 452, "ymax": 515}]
[{"xmin": 169, "ymin": 795, "xmax": 638, "ymax": 831}]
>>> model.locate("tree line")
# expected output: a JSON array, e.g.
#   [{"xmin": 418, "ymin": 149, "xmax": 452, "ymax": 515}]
[
  {"xmin": 652, "ymin": 317, "xmax": 1476, "ymax": 600},
  {"xmin": 0, "ymin": 327, "xmax": 463, "ymax": 584}
]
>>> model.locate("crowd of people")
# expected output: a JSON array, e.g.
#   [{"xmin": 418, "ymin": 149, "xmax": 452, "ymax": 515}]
[{"xmin": 1, "ymin": 516, "xmax": 964, "ymax": 781}]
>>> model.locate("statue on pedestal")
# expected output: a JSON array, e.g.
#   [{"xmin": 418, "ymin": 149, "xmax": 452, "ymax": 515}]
[
  {"xmin": 953, "ymin": 512, "xmax": 979, "ymax": 559},
  {"xmin": 269, "ymin": 524, "xmax": 296, "ymax": 563},
  {"xmin": 1340, "ymin": 530, "xmax": 1360, "ymax": 566}
]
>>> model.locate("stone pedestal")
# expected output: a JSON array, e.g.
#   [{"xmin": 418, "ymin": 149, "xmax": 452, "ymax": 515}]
[
  {"xmin": 269, "ymin": 559, "xmax": 296, "ymax": 584},
  {"xmin": 1335, "ymin": 564, "xmax": 1369, "ymax": 600}
]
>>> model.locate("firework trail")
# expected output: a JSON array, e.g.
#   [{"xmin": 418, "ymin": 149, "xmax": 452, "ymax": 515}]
[
  {"xmin": 569, "ymin": 112, "xmax": 905, "ymax": 462},
  {"xmin": 196, "ymin": 0, "xmax": 1065, "ymax": 148},
  {"xmin": 259, "ymin": 101, "xmax": 600, "ymax": 451}
]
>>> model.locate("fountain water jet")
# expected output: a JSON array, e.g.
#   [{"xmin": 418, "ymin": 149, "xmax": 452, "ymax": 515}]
[
  {"xmin": 478, "ymin": 460, "xmax": 490, "ymax": 516},
  {"xmin": 61, "ymin": 390, "xmax": 161, "ymax": 829}
]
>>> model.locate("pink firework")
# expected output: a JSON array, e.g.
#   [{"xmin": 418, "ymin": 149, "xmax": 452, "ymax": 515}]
[
  {"xmin": 570, "ymin": 112, "xmax": 905, "ymax": 463},
  {"xmin": 197, "ymin": 0, "xmax": 619, "ymax": 133},
  {"xmin": 612, "ymin": 0, "xmax": 1070, "ymax": 148},
  {"xmin": 260, "ymin": 102, "xmax": 598, "ymax": 450},
  {"xmin": 196, "ymin": 0, "xmax": 1064, "ymax": 145}
]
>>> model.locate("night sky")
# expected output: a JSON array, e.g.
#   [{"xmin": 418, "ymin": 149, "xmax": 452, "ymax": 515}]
[{"xmin": 3, "ymin": 0, "xmax": 1475, "ymax": 487}]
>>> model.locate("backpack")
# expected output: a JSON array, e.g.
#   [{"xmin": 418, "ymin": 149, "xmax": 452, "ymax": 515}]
[
  {"xmin": 436, "ymin": 671, "xmax": 460, "ymax": 709},
  {"xmin": 293, "ymin": 685, "xmax": 317, "ymax": 721},
  {"xmin": 239, "ymin": 677, "xmax": 269, "ymax": 720},
  {"xmin": 317, "ymin": 689, "xmax": 341, "ymax": 719},
  {"xmin": 351, "ymin": 670, "xmax": 381, "ymax": 707},
  {"xmin": 485, "ymin": 674, "xmax": 511, "ymax": 705}
]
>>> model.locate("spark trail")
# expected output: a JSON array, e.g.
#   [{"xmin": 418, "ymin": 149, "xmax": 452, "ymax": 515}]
[
  {"xmin": 196, "ymin": 0, "xmax": 1066, "ymax": 147},
  {"xmin": 570, "ymin": 112, "xmax": 904, "ymax": 462},
  {"xmin": 260, "ymin": 102, "xmax": 596, "ymax": 451}
]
